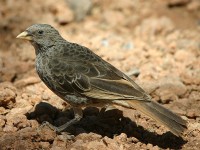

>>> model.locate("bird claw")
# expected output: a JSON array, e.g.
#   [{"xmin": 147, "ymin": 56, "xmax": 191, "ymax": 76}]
[
  {"xmin": 37, "ymin": 121, "xmax": 75, "ymax": 140},
  {"xmin": 37, "ymin": 121, "xmax": 61, "ymax": 133},
  {"xmin": 60, "ymin": 132, "xmax": 75, "ymax": 140}
]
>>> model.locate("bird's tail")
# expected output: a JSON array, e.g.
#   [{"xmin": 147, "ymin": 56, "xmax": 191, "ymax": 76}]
[{"xmin": 127, "ymin": 100, "xmax": 187, "ymax": 136}]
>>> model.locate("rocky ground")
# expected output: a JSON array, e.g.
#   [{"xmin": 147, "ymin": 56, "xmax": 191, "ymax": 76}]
[{"xmin": 0, "ymin": 0, "xmax": 200, "ymax": 149}]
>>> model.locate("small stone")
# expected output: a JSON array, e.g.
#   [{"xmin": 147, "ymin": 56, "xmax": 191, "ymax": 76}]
[
  {"xmin": 0, "ymin": 82, "xmax": 17, "ymax": 108},
  {"xmin": 187, "ymin": 0, "xmax": 200, "ymax": 11},
  {"xmin": 152, "ymin": 145, "xmax": 160, "ymax": 150},
  {"xmin": 8, "ymin": 106, "xmax": 33, "ymax": 116},
  {"xmin": 66, "ymin": 0, "xmax": 93, "ymax": 21},
  {"xmin": 3, "ymin": 125, "xmax": 18, "ymax": 132},
  {"xmin": 39, "ymin": 142, "xmax": 50, "ymax": 149},
  {"xmin": 114, "ymin": 133, "xmax": 127, "ymax": 142},
  {"xmin": 0, "ymin": 116, "xmax": 6, "ymax": 128},
  {"xmin": 174, "ymin": 50, "xmax": 195, "ymax": 64},
  {"xmin": 131, "ymin": 137, "xmax": 139, "ymax": 143},
  {"xmin": 181, "ymin": 70, "xmax": 200, "ymax": 85},
  {"xmin": 87, "ymin": 141, "xmax": 107, "ymax": 150},
  {"xmin": 38, "ymin": 127, "xmax": 57, "ymax": 141},
  {"xmin": 14, "ymin": 76, "xmax": 41, "ymax": 88},
  {"xmin": 186, "ymin": 109, "xmax": 199, "ymax": 118},
  {"xmin": 155, "ymin": 77, "xmax": 187, "ymax": 103},
  {"xmin": 146, "ymin": 143, "xmax": 153, "ymax": 149}
]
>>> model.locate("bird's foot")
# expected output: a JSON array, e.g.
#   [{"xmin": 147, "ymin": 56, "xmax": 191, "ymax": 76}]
[
  {"xmin": 37, "ymin": 121, "xmax": 75, "ymax": 140},
  {"xmin": 37, "ymin": 107, "xmax": 82, "ymax": 140},
  {"xmin": 37, "ymin": 121, "xmax": 62, "ymax": 133},
  {"xmin": 60, "ymin": 132, "xmax": 75, "ymax": 140}
]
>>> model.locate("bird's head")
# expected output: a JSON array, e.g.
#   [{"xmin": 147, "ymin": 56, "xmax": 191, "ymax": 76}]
[{"xmin": 17, "ymin": 24, "xmax": 64, "ymax": 54}]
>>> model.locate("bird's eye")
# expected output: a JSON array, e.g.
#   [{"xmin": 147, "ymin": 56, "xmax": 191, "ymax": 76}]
[{"xmin": 38, "ymin": 30, "xmax": 44, "ymax": 34}]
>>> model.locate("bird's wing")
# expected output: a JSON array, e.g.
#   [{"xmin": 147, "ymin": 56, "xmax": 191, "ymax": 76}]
[
  {"xmin": 85, "ymin": 61, "xmax": 150, "ymax": 101},
  {"xmin": 49, "ymin": 43, "xmax": 150, "ymax": 101},
  {"xmin": 50, "ymin": 58, "xmax": 150, "ymax": 101}
]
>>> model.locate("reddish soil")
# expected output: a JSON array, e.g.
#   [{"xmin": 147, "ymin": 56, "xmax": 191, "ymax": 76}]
[{"xmin": 0, "ymin": 0, "xmax": 200, "ymax": 149}]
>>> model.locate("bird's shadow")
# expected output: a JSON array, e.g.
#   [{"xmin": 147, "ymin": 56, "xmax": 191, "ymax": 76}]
[{"xmin": 26, "ymin": 102, "xmax": 186, "ymax": 149}]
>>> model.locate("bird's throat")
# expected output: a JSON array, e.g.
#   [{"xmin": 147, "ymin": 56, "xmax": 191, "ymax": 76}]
[{"xmin": 31, "ymin": 42, "xmax": 45, "ymax": 55}]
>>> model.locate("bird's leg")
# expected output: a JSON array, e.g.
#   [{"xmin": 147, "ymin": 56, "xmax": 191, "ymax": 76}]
[
  {"xmin": 56, "ymin": 107, "xmax": 83, "ymax": 132},
  {"xmin": 39, "ymin": 107, "xmax": 83, "ymax": 133}
]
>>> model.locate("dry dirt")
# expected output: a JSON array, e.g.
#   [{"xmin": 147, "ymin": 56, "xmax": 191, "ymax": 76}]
[{"xmin": 0, "ymin": 0, "xmax": 200, "ymax": 149}]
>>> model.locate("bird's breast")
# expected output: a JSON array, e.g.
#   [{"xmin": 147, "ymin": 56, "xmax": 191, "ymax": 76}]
[{"xmin": 35, "ymin": 54, "xmax": 51, "ymax": 81}]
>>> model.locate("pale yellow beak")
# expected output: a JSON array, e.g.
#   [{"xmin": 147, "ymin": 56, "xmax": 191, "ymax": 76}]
[{"xmin": 16, "ymin": 31, "xmax": 32, "ymax": 41}]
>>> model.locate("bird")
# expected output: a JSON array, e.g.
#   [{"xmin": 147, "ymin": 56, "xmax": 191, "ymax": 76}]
[{"xmin": 16, "ymin": 24, "xmax": 187, "ymax": 137}]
